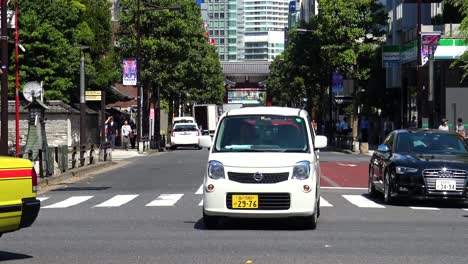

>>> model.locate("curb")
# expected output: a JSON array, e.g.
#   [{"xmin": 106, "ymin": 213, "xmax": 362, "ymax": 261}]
[{"xmin": 38, "ymin": 161, "xmax": 117, "ymax": 187}]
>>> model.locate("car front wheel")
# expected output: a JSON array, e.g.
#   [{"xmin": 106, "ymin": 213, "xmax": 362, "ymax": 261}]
[
  {"xmin": 368, "ymin": 167, "xmax": 377, "ymax": 197},
  {"xmin": 299, "ymin": 201, "xmax": 318, "ymax": 230},
  {"xmin": 384, "ymin": 171, "xmax": 397, "ymax": 205}
]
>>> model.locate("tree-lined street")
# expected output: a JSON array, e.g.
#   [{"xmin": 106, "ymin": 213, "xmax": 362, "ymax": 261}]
[{"xmin": 1, "ymin": 150, "xmax": 467, "ymax": 264}]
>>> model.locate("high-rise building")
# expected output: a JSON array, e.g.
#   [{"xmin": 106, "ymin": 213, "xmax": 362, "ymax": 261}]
[{"xmin": 205, "ymin": 0, "xmax": 290, "ymax": 61}]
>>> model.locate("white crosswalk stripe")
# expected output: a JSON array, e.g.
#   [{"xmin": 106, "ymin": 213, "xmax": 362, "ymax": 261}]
[
  {"xmin": 409, "ymin": 207, "xmax": 440, "ymax": 211},
  {"xmin": 93, "ymin": 195, "xmax": 139, "ymax": 208},
  {"xmin": 146, "ymin": 194, "xmax": 184, "ymax": 207},
  {"xmin": 195, "ymin": 185, "xmax": 203, "ymax": 195},
  {"xmin": 464, "ymin": 209, "xmax": 468, "ymax": 211},
  {"xmin": 198, "ymin": 199, "xmax": 203, "ymax": 206},
  {"xmin": 320, "ymin": 197, "xmax": 333, "ymax": 207},
  {"xmin": 42, "ymin": 196, "xmax": 93, "ymax": 209},
  {"xmin": 342, "ymin": 195, "xmax": 385, "ymax": 208},
  {"xmin": 37, "ymin": 197, "xmax": 49, "ymax": 202}
]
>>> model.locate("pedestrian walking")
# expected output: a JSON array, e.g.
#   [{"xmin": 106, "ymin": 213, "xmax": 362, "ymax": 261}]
[
  {"xmin": 456, "ymin": 118, "xmax": 465, "ymax": 138},
  {"xmin": 383, "ymin": 117, "xmax": 394, "ymax": 137},
  {"xmin": 106, "ymin": 116, "xmax": 118, "ymax": 148},
  {"xmin": 409, "ymin": 116, "xmax": 417, "ymax": 128},
  {"xmin": 438, "ymin": 118, "xmax": 449, "ymax": 131},
  {"xmin": 360, "ymin": 116, "xmax": 369, "ymax": 142},
  {"xmin": 340, "ymin": 117, "xmax": 350, "ymax": 135},
  {"xmin": 121, "ymin": 120, "xmax": 132, "ymax": 150}
]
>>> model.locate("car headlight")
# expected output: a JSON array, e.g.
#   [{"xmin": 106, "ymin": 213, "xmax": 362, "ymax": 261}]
[
  {"xmin": 292, "ymin": 161, "xmax": 311, "ymax": 180},
  {"xmin": 208, "ymin": 161, "xmax": 225, "ymax": 179},
  {"xmin": 396, "ymin": 166, "xmax": 418, "ymax": 174}
]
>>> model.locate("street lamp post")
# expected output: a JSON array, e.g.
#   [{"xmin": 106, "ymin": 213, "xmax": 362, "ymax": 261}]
[
  {"xmin": 135, "ymin": 1, "xmax": 181, "ymax": 152},
  {"xmin": 0, "ymin": 0, "xmax": 9, "ymax": 155},
  {"xmin": 77, "ymin": 46, "xmax": 89, "ymax": 146}
]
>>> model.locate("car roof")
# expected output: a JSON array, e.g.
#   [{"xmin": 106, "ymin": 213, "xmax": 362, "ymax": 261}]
[
  {"xmin": 173, "ymin": 117, "xmax": 194, "ymax": 120},
  {"xmin": 395, "ymin": 128, "xmax": 459, "ymax": 136},
  {"xmin": 224, "ymin": 106, "xmax": 307, "ymax": 118},
  {"xmin": 173, "ymin": 123, "xmax": 197, "ymax": 126}
]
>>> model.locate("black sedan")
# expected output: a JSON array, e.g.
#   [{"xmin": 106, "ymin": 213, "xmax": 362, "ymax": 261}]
[{"xmin": 368, "ymin": 129, "xmax": 468, "ymax": 204}]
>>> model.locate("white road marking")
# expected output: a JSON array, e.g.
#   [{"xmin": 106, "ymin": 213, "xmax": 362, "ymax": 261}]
[
  {"xmin": 337, "ymin": 163, "xmax": 357, "ymax": 167},
  {"xmin": 146, "ymin": 194, "xmax": 184, "ymax": 207},
  {"xmin": 321, "ymin": 186, "xmax": 368, "ymax": 190},
  {"xmin": 93, "ymin": 195, "xmax": 139, "ymax": 208},
  {"xmin": 37, "ymin": 197, "xmax": 49, "ymax": 202},
  {"xmin": 342, "ymin": 195, "xmax": 385, "ymax": 208},
  {"xmin": 320, "ymin": 197, "xmax": 333, "ymax": 207},
  {"xmin": 409, "ymin": 207, "xmax": 440, "ymax": 211},
  {"xmin": 42, "ymin": 196, "xmax": 93, "ymax": 208},
  {"xmin": 198, "ymin": 199, "xmax": 203, "ymax": 206},
  {"xmin": 195, "ymin": 184, "xmax": 203, "ymax": 194}
]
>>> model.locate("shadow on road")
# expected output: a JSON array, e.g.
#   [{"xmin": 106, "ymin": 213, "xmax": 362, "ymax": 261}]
[
  {"xmin": 0, "ymin": 251, "xmax": 33, "ymax": 261},
  {"xmin": 361, "ymin": 193, "xmax": 468, "ymax": 209},
  {"xmin": 192, "ymin": 218, "xmax": 314, "ymax": 231},
  {"xmin": 51, "ymin": 187, "xmax": 111, "ymax": 192}
]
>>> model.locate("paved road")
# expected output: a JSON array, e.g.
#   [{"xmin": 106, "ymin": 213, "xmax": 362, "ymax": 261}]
[{"xmin": 1, "ymin": 150, "xmax": 467, "ymax": 264}]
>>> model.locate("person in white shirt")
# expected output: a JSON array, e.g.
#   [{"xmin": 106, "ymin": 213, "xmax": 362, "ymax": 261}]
[
  {"xmin": 121, "ymin": 120, "xmax": 132, "ymax": 150},
  {"xmin": 438, "ymin": 118, "xmax": 449, "ymax": 131}
]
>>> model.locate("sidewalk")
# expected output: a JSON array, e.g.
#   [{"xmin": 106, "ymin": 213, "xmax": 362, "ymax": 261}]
[
  {"xmin": 329, "ymin": 143, "xmax": 377, "ymax": 156},
  {"xmin": 111, "ymin": 148, "xmax": 148, "ymax": 161}
]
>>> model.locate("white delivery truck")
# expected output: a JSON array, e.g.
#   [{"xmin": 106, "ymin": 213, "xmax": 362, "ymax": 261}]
[
  {"xmin": 193, "ymin": 104, "xmax": 221, "ymax": 136},
  {"xmin": 221, "ymin": 103, "xmax": 243, "ymax": 114}
]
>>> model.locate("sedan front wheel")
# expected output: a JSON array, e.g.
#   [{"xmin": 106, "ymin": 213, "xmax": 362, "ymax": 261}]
[{"xmin": 384, "ymin": 171, "xmax": 397, "ymax": 205}]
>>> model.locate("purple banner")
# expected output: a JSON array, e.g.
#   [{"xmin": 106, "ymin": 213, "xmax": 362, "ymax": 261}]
[
  {"xmin": 421, "ymin": 35, "xmax": 440, "ymax": 66},
  {"xmin": 123, "ymin": 59, "xmax": 137, "ymax": 86}
]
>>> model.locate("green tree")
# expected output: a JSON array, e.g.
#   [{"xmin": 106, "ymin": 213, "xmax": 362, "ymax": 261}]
[
  {"xmin": 447, "ymin": 0, "xmax": 468, "ymax": 79},
  {"xmin": 9, "ymin": 0, "xmax": 117, "ymax": 103},
  {"xmin": 116, "ymin": 0, "xmax": 224, "ymax": 131}
]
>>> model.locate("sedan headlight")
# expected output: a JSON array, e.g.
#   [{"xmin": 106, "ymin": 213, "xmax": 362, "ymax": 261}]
[
  {"xmin": 396, "ymin": 166, "xmax": 418, "ymax": 174},
  {"xmin": 292, "ymin": 161, "xmax": 311, "ymax": 180},
  {"xmin": 208, "ymin": 161, "xmax": 225, "ymax": 179}
]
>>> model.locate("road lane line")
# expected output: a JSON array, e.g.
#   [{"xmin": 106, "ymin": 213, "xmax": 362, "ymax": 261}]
[
  {"xmin": 342, "ymin": 195, "xmax": 385, "ymax": 208},
  {"xmin": 146, "ymin": 194, "xmax": 184, "ymax": 207},
  {"xmin": 463, "ymin": 209, "xmax": 468, "ymax": 211},
  {"xmin": 409, "ymin": 207, "xmax": 440, "ymax": 211},
  {"xmin": 42, "ymin": 196, "xmax": 93, "ymax": 208},
  {"xmin": 320, "ymin": 174, "xmax": 340, "ymax": 187},
  {"xmin": 93, "ymin": 195, "xmax": 139, "ymax": 208},
  {"xmin": 320, "ymin": 197, "xmax": 333, "ymax": 207},
  {"xmin": 195, "ymin": 184, "xmax": 203, "ymax": 194},
  {"xmin": 198, "ymin": 199, "xmax": 203, "ymax": 206},
  {"xmin": 37, "ymin": 197, "xmax": 49, "ymax": 202}
]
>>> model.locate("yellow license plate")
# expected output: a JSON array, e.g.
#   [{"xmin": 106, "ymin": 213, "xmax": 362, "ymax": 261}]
[{"xmin": 232, "ymin": 195, "xmax": 258, "ymax": 209}]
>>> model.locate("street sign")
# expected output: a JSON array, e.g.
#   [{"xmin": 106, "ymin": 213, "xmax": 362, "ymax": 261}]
[
  {"xmin": 85, "ymin": 91, "xmax": 102, "ymax": 101},
  {"xmin": 331, "ymin": 72, "xmax": 344, "ymax": 94},
  {"xmin": 289, "ymin": 1, "xmax": 296, "ymax": 13}
]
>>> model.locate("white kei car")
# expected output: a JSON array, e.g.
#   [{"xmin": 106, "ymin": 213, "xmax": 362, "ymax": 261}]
[
  {"xmin": 199, "ymin": 107, "xmax": 327, "ymax": 229},
  {"xmin": 170, "ymin": 123, "xmax": 201, "ymax": 150}
]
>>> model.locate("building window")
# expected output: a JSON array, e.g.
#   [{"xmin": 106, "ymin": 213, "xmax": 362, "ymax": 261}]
[
  {"xmin": 209, "ymin": 30, "xmax": 213, "ymax": 36},
  {"xmin": 220, "ymin": 30, "xmax": 225, "ymax": 36},
  {"xmin": 209, "ymin": 13, "xmax": 213, "ymax": 19},
  {"xmin": 215, "ymin": 13, "xmax": 219, "ymax": 19},
  {"xmin": 220, "ymin": 54, "xmax": 225, "ymax": 60},
  {"xmin": 228, "ymin": 55, "xmax": 236, "ymax": 60},
  {"xmin": 220, "ymin": 13, "xmax": 225, "ymax": 19},
  {"xmin": 220, "ymin": 38, "xmax": 225, "ymax": 44},
  {"xmin": 215, "ymin": 30, "xmax": 219, "ymax": 36}
]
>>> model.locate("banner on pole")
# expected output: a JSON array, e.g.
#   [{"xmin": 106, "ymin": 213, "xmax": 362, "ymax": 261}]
[
  {"xmin": 123, "ymin": 59, "xmax": 137, "ymax": 86},
  {"xmin": 421, "ymin": 34, "xmax": 440, "ymax": 66}
]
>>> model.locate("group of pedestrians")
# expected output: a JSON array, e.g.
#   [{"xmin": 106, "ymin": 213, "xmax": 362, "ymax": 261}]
[
  {"xmin": 105, "ymin": 116, "xmax": 136, "ymax": 150},
  {"xmin": 438, "ymin": 117, "xmax": 466, "ymax": 138}
]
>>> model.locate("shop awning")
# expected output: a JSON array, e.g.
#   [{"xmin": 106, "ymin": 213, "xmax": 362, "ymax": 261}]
[{"xmin": 434, "ymin": 39, "xmax": 468, "ymax": 60}]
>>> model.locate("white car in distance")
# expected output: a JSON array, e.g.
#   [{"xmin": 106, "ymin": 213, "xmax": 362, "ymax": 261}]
[
  {"xmin": 199, "ymin": 107, "xmax": 327, "ymax": 229},
  {"xmin": 170, "ymin": 123, "xmax": 201, "ymax": 150}
]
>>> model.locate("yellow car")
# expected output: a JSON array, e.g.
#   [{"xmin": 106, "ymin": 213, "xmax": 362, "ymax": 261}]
[{"xmin": 0, "ymin": 157, "xmax": 40, "ymax": 237}]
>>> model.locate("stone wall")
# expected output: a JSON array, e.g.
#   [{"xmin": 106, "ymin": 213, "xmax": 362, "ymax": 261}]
[{"xmin": 2, "ymin": 113, "xmax": 99, "ymax": 147}]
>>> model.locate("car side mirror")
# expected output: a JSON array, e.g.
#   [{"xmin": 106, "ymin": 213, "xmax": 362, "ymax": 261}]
[
  {"xmin": 377, "ymin": 144, "xmax": 390, "ymax": 153},
  {"xmin": 314, "ymin": 135, "xmax": 328, "ymax": 149},
  {"xmin": 199, "ymin": 135, "xmax": 212, "ymax": 149}
]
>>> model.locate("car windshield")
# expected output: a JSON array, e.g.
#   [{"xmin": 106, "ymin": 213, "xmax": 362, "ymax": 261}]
[
  {"xmin": 213, "ymin": 115, "xmax": 309, "ymax": 153},
  {"xmin": 174, "ymin": 125, "xmax": 198, "ymax": 132},
  {"xmin": 174, "ymin": 120, "xmax": 193, "ymax": 124},
  {"xmin": 396, "ymin": 132, "xmax": 468, "ymax": 154}
]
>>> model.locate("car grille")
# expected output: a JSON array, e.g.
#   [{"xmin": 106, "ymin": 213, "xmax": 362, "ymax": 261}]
[
  {"xmin": 423, "ymin": 169, "xmax": 467, "ymax": 192},
  {"xmin": 227, "ymin": 172, "xmax": 289, "ymax": 184},
  {"xmin": 226, "ymin": 193, "xmax": 290, "ymax": 210}
]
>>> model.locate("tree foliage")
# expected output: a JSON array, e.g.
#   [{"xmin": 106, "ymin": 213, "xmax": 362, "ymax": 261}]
[
  {"xmin": 116, "ymin": 0, "xmax": 225, "ymax": 107},
  {"xmin": 268, "ymin": 0, "xmax": 386, "ymax": 118},
  {"xmin": 7, "ymin": 0, "xmax": 118, "ymax": 103},
  {"xmin": 447, "ymin": 0, "xmax": 468, "ymax": 79}
]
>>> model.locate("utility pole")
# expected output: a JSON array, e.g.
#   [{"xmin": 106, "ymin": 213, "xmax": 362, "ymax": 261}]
[
  {"xmin": 416, "ymin": 0, "xmax": 422, "ymax": 128},
  {"xmin": 78, "ymin": 47, "xmax": 89, "ymax": 145},
  {"xmin": 0, "ymin": 0, "xmax": 9, "ymax": 155},
  {"xmin": 136, "ymin": 0, "xmax": 142, "ymax": 151},
  {"xmin": 428, "ymin": 43, "xmax": 435, "ymax": 128}
]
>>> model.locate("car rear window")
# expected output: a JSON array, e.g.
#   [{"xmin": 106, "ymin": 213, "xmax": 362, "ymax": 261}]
[{"xmin": 174, "ymin": 125, "xmax": 198, "ymax": 132}]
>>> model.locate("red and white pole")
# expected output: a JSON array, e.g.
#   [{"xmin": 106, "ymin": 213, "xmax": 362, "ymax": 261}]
[{"xmin": 14, "ymin": 0, "xmax": 19, "ymax": 157}]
